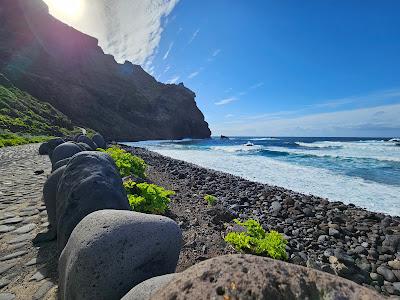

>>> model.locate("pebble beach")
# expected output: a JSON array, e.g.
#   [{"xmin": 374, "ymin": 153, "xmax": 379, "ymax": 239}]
[
  {"xmin": 0, "ymin": 143, "xmax": 399, "ymax": 298},
  {"xmin": 126, "ymin": 145, "xmax": 400, "ymax": 297}
]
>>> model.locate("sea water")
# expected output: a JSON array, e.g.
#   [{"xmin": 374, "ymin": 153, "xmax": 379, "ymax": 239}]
[{"xmin": 126, "ymin": 137, "xmax": 400, "ymax": 216}]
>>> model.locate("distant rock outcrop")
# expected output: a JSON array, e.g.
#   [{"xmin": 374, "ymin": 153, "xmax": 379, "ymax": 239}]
[{"xmin": 0, "ymin": 0, "xmax": 211, "ymax": 141}]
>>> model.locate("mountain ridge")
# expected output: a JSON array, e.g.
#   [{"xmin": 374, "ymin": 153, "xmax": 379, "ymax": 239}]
[{"xmin": 0, "ymin": 0, "xmax": 211, "ymax": 141}]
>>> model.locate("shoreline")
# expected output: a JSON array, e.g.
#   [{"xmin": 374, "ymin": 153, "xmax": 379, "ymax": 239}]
[
  {"xmin": 126, "ymin": 137, "xmax": 400, "ymax": 217},
  {"xmin": 124, "ymin": 145, "xmax": 400, "ymax": 296}
]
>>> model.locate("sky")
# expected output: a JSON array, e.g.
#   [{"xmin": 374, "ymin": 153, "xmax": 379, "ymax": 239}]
[{"xmin": 43, "ymin": 0, "xmax": 400, "ymax": 137}]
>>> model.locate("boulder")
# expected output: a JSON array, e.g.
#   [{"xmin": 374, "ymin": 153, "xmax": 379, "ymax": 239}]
[
  {"xmin": 73, "ymin": 133, "xmax": 84, "ymax": 142},
  {"xmin": 38, "ymin": 142, "xmax": 49, "ymax": 155},
  {"xmin": 44, "ymin": 165, "xmax": 66, "ymax": 230},
  {"xmin": 121, "ymin": 274, "xmax": 176, "ymax": 300},
  {"xmin": 76, "ymin": 142, "xmax": 93, "ymax": 151},
  {"xmin": 59, "ymin": 210, "xmax": 182, "ymax": 300},
  {"xmin": 51, "ymin": 158, "xmax": 71, "ymax": 173},
  {"xmin": 47, "ymin": 137, "xmax": 65, "ymax": 149},
  {"xmin": 41, "ymin": 138, "xmax": 65, "ymax": 157},
  {"xmin": 76, "ymin": 135, "xmax": 98, "ymax": 150},
  {"xmin": 56, "ymin": 151, "xmax": 130, "ymax": 251},
  {"xmin": 152, "ymin": 254, "xmax": 383, "ymax": 300},
  {"xmin": 92, "ymin": 133, "xmax": 106, "ymax": 149},
  {"xmin": 51, "ymin": 142, "xmax": 81, "ymax": 165}
]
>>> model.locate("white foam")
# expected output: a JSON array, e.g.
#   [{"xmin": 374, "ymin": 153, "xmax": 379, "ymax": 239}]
[
  {"xmin": 210, "ymin": 145, "xmax": 264, "ymax": 153},
  {"xmin": 249, "ymin": 137, "xmax": 280, "ymax": 141},
  {"xmin": 274, "ymin": 140, "xmax": 400, "ymax": 162},
  {"xmin": 295, "ymin": 142, "xmax": 339, "ymax": 149},
  {"xmin": 153, "ymin": 148, "xmax": 400, "ymax": 216}
]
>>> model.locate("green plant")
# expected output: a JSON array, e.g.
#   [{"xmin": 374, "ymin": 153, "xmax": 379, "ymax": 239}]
[
  {"xmin": 204, "ymin": 194, "xmax": 217, "ymax": 206},
  {"xmin": 0, "ymin": 132, "xmax": 52, "ymax": 148},
  {"xmin": 101, "ymin": 146, "xmax": 146, "ymax": 178},
  {"xmin": 123, "ymin": 179, "xmax": 174, "ymax": 214},
  {"xmin": 224, "ymin": 219, "xmax": 288, "ymax": 260},
  {"xmin": 0, "ymin": 83, "xmax": 95, "ymax": 146}
]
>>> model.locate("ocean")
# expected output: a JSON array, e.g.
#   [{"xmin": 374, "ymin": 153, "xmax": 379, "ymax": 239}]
[{"xmin": 126, "ymin": 137, "xmax": 400, "ymax": 216}]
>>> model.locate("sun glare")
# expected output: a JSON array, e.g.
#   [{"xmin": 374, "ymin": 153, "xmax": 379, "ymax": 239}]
[{"xmin": 45, "ymin": 0, "xmax": 84, "ymax": 21}]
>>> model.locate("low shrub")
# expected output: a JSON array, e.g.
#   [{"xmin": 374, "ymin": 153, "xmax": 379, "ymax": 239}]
[
  {"xmin": 101, "ymin": 146, "xmax": 146, "ymax": 178},
  {"xmin": 225, "ymin": 219, "xmax": 288, "ymax": 260},
  {"xmin": 123, "ymin": 179, "xmax": 175, "ymax": 214},
  {"xmin": 204, "ymin": 194, "xmax": 217, "ymax": 206},
  {"xmin": 0, "ymin": 85, "xmax": 89, "ymax": 137},
  {"xmin": 0, "ymin": 132, "xmax": 51, "ymax": 148}
]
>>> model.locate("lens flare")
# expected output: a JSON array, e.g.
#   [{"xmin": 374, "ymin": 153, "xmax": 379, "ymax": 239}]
[{"xmin": 44, "ymin": 0, "xmax": 84, "ymax": 21}]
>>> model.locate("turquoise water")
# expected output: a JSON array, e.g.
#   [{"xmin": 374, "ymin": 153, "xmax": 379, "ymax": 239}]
[{"xmin": 126, "ymin": 137, "xmax": 400, "ymax": 215}]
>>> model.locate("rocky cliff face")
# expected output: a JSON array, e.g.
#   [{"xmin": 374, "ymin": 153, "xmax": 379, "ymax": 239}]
[{"xmin": 0, "ymin": 0, "xmax": 211, "ymax": 141}]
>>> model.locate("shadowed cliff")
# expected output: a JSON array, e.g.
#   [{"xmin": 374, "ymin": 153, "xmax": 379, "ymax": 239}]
[{"xmin": 0, "ymin": 0, "xmax": 211, "ymax": 141}]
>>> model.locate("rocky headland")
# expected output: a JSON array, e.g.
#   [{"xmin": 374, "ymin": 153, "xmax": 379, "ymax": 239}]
[{"xmin": 0, "ymin": 0, "xmax": 210, "ymax": 141}]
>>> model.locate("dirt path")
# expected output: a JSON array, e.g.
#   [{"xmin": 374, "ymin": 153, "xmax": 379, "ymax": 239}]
[{"xmin": 0, "ymin": 144, "xmax": 57, "ymax": 300}]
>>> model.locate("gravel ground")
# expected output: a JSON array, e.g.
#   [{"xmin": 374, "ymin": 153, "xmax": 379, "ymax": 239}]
[{"xmin": 125, "ymin": 145, "xmax": 400, "ymax": 298}]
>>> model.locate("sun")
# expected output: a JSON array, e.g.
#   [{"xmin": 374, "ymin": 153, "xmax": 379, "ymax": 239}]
[{"xmin": 45, "ymin": 0, "xmax": 84, "ymax": 21}]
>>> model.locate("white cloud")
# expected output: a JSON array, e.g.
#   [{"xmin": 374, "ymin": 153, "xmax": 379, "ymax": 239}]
[
  {"xmin": 212, "ymin": 89, "xmax": 400, "ymax": 136},
  {"xmin": 212, "ymin": 49, "xmax": 221, "ymax": 57},
  {"xmin": 167, "ymin": 75, "xmax": 180, "ymax": 84},
  {"xmin": 215, "ymin": 97, "xmax": 237, "ymax": 106},
  {"xmin": 147, "ymin": 65, "xmax": 155, "ymax": 76},
  {"xmin": 228, "ymin": 88, "xmax": 400, "ymax": 122},
  {"xmin": 188, "ymin": 71, "xmax": 200, "ymax": 79},
  {"xmin": 225, "ymin": 114, "xmax": 235, "ymax": 118},
  {"xmin": 44, "ymin": 0, "xmax": 180, "ymax": 66},
  {"xmin": 250, "ymin": 82, "xmax": 264, "ymax": 89},
  {"xmin": 213, "ymin": 104, "xmax": 400, "ymax": 137},
  {"xmin": 163, "ymin": 65, "xmax": 171, "ymax": 73},
  {"xmin": 188, "ymin": 29, "xmax": 200, "ymax": 44},
  {"xmin": 310, "ymin": 89, "xmax": 400, "ymax": 109},
  {"xmin": 163, "ymin": 42, "xmax": 174, "ymax": 60}
]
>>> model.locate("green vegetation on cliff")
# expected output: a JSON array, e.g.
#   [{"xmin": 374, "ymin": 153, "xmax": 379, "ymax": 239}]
[
  {"xmin": 0, "ymin": 132, "xmax": 51, "ymax": 148},
  {"xmin": 0, "ymin": 85, "xmax": 77, "ymax": 136},
  {"xmin": 0, "ymin": 75, "xmax": 90, "ymax": 147}
]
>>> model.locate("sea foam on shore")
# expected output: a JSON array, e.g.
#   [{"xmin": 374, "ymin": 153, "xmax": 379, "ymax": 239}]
[{"xmin": 126, "ymin": 137, "xmax": 400, "ymax": 216}]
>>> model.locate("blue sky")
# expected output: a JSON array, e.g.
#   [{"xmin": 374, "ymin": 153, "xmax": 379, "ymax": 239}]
[{"xmin": 45, "ymin": 0, "xmax": 400, "ymax": 137}]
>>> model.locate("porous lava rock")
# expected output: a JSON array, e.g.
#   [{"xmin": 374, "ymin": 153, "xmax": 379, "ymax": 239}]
[
  {"xmin": 76, "ymin": 135, "xmax": 97, "ymax": 150},
  {"xmin": 92, "ymin": 133, "xmax": 106, "ymax": 149},
  {"xmin": 56, "ymin": 151, "xmax": 130, "ymax": 251},
  {"xmin": 43, "ymin": 165, "xmax": 66, "ymax": 230},
  {"xmin": 51, "ymin": 142, "xmax": 81, "ymax": 165},
  {"xmin": 152, "ymin": 254, "xmax": 384, "ymax": 300},
  {"xmin": 51, "ymin": 158, "xmax": 71, "ymax": 172},
  {"xmin": 39, "ymin": 138, "xmax": 65, "ymax": 156},
  {"xmin": 121, "ymin": 274, "xmax": 176, "ymax": 300},
  {"xmin": 59, "ymin": 210, "xmax": 182, "ymax": 300}
]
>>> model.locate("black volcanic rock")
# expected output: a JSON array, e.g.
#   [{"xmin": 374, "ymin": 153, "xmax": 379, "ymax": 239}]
[{"xmin": 0, "ymin": 0, "xmax": 211, "ymax": 141}]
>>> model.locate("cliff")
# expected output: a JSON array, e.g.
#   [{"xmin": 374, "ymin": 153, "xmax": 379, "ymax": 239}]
[{"xmin": 0, "ymin": 0, "xmax": 211, "ymax": 141}]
